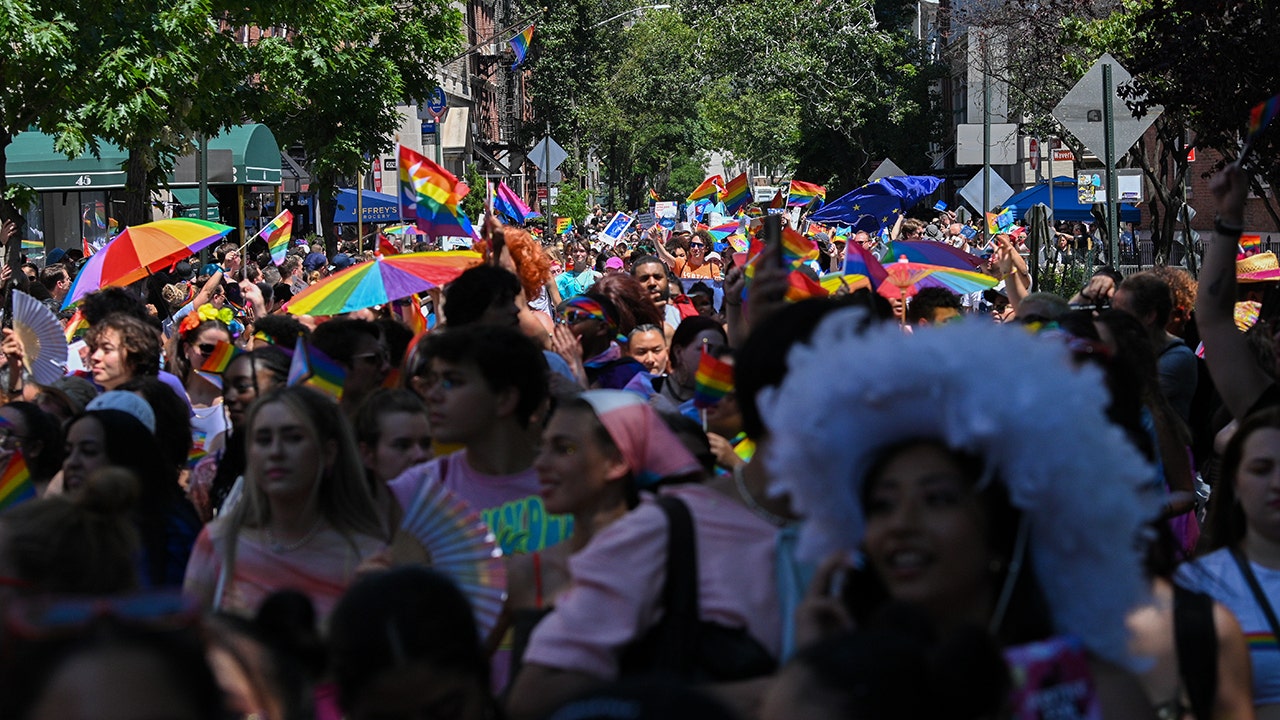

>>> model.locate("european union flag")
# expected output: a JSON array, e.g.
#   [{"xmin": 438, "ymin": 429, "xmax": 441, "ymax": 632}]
[{"xmin": 811, "ymin": 176, "xmax": 944, "ymax": 232}]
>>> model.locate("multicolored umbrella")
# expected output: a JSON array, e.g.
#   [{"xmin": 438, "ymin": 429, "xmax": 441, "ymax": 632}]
[
  {"xmin": 885, "ymin": 241, "xmax": 985, "ymax": 271},
  {"xmin": 284, "ymin": 251, "xmax": 482, "ymax": 316},
  {"xmin": 382, "ymin": 224, "xmax": 428, "ymax": 236},
  {"xmin": 63, "ymin": 218, "xmax": 233, "ymax": 309},
  {"xmin": 877, "ymin": 256, "xmax": 998, "ymax": 301}
]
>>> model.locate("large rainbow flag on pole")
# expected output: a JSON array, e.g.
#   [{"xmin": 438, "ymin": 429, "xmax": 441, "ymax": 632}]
[
  {"xmin": 787, "ymin": 180, "xmax": 826, "ymax": 208},
  {"xmin": 686, "ymin": 175, "xmax": 724, "ymax": 203},
  {"xmin": 510, "ymin": 24, "xmax": 535, "ymax": 68},
  {"xmin": 398, "ymin": 145, "xmax": 478, "ymax": 240},
  {"xmin": 721, "ymin": 173, "xmax": 752, "ymax": 215},
  {"xmin": 256, "ymin": 210, "xmax": 294, "ymax": 265}
]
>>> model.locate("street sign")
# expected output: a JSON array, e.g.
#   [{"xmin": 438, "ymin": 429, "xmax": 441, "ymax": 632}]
[
  {"xmin": 420, "ymin": 120, "xmax": 435, "ymax": 136},
  {"xmin": 426, "ymin": 87, "xmax": 448, "ymax": 119},
  {"xmin": 868, "ymin": 158, "xmax": 906, "ymax": 181},
  {"xmin": 1029, "ymin": 138, "xmax": 1040, "ymax": 171},
  {"xmin": 1052, "ymin": 53, "xmax": 1161, "ymax": 159},
  {"xmin": 1052, "ymin": 149, "xmax": 1075, "ymax": 163},
  {"xmin": 529, "ymin": 136, "xmax": 568, "ymax": 172},
  {"xmin": 958, "ymin": 168, "xmax": 1016, "ymax": 213}
]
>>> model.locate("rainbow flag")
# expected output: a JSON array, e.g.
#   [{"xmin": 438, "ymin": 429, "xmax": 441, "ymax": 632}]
[
  {"xmin": 256, "ymin": 210, "xmax": 294, "ymax": 265},
  {"xmin": 781, "ymin": 226, "xmax": 819, "ymax": 266},
  {"xmin": 1241, "ymin": 234, "xmax": 1263, "ymax": 256},
  {"xmin": 392, "ymin": 294, "xmax": 427, "ymax": 336},
  {"xmin": 648, "ymin": 188, "xmax": 660, "ymax": 203},
  {"xmin": 784, "ymin": 269, "xmax": 830, "ymax": 302},
  {"xmin": 0, "ymin": 448, "xmax": 34, "ymax": 511},
  {"xmin": 510, "ymin": 24, "xmax": 535, "ymax": 68},
  {"xmin": 788, "ymin": 180, "xmax": 826, "ymax": 208},
  {"xmin": 21, "ymin": 239, "xmax": 42, "ymax": 253},
  {"xmin": 556, "ymin": 217, "xmax": 574, "ymax": 234},
  {"xmin": 768, "ymin": 189, "xmax": 787, "ymax": 210},
  {"xmin": 287, "ymin": 335, "xmax": 347, "ymax": 401},
  {"xmin": 686, "ymin": 175, "xmax": 724, "ymax": 203},
  {"xmin": 493, "ymin": 180, "xmax": 540, "ymax": 224},
  {"xmin": 844, "ymin": 241, "xmax": 888, "ymax": 287},
  {"xmin": 378, "ymin": 236, "xmax": 401, "ymax": 255},
  {"xmin": 693, "ymin": 348, "xmax": 734, "ymax": 409},
  {"xmin": 706, "ymin": 222, "xmax": 740, "ymax": 242},
  {"xmin": 398, "ymin": 145, "xmax": 478, "ymax": 240},
  {"xmin": 1245, "ymin": 632, "xmax": 1278, "ymax": 651},
  {"xmin": 198, "ymin": 340, "xmax": 241, "ymax": 374},
  {"xmin": 986, "ymin": 208, "xmax": 1014, "ymax": 234},
  {"xmin": 721, "ymin": 173, "xmax": 752, "ymax": 215},
  {"xmin": 63, "ymin": 308, "xmax": 90, "ymax": 344},
  {"xmin": 1248, "ymin": 94, "xmax": 1280, "ymax": 141}
]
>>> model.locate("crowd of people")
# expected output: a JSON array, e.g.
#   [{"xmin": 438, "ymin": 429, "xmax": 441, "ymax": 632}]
[{"xmin": 0, "ymin": 164, "xmax": 1273, "ymax": 720}]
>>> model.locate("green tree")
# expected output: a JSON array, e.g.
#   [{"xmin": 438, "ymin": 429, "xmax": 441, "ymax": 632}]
[
  {"xmin": 253, "ymin": 0, "xmax": 465, "ymax": 254},
  {"xmin": 0, "ymin": 1, "xmax": 86, "ymax": 274},
  {"xmin": 461, "ymin": 163, "xmax": 487, "ymax": 220},
  {"xmin": 693, "ymin": 0, "xmax": 944, "ymax": 193}
]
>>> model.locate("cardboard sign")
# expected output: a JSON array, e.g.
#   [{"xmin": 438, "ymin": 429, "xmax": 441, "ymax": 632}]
[
  {"xmin": 654, "ymin": 201, "xmax": 678, "ymax": 218},
  {"xmin": 635, "ymin": 212, "xmax": 657, "ymax": 230}
]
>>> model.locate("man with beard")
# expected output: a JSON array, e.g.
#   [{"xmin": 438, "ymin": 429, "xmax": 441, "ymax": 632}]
[{"xmin": 631, "ymin": 254, "xmax": 684, "ymax": 331}]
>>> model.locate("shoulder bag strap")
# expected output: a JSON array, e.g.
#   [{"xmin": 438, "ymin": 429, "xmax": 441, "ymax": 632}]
[
  {"xmin": 1230, "ymin": 547, "xmax": 1280, "ymax": 641},
  {"xmin": 1172, "ymin": 584, "xmax": 1218, "ymax": 720},
  {"xmin": 654, "ymin": 495, "xmax": 699, "ymax": 678}
]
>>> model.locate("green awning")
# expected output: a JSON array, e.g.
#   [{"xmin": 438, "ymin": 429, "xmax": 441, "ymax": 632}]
[
  {"xmin": 4, "ymin": 123, "xmax": 282, "ymax": 191},
  {"xmin": 207, "ymin": 124, "xmax": 282, "ymax": 186},
  {"xmin": 172, "ymin": 188, "xmax": 219, "ymax": 220},
  {"xmin": 6, "ymin": 133, "xmax": 129, "ymax": 191}
]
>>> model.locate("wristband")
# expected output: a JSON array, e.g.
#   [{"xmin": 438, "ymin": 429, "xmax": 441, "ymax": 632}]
[{"xmin": 1215, "ymin": 216, "xmax": 1244, "ymax": 236}]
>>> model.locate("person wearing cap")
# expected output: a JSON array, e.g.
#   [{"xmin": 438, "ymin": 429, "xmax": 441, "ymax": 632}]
[
  {"xmin": 36, "ymin": 375, "xmax": 98, "ymax": 424},
  {"xmin": 603, "ymin": 256, "xmax": 625, "ymax": 275},
  {"xmin": 330, "ymin": 253, "xmax": 355, "ymax": 272}
]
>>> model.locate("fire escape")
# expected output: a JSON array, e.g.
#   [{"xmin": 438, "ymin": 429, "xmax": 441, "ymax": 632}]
[{"xmin": 470, "ymin": 0, "xmax": 526, "ymax": 179}]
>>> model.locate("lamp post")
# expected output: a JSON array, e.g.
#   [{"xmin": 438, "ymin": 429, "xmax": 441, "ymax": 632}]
[{"xmin": 589, "ymin": 4, "xmax": 671, "ymax": 29}]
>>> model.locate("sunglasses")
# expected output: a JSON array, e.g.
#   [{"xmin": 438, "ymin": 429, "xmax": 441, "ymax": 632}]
[
  {"xmin": 689, "ymin": 243, "xmax": 705, "ymax": 249},
  {"xmin": 197, "ymin": 343, "xmax": 219, "ymax": 356},
  {"xmin": 558, "ymin": 310, "xmax": 601, "ymax": 325}
]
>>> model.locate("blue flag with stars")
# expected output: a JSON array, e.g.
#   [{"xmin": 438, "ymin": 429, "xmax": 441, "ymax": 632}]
[{"xmin": 810, "ymin": 176, "xmax": 944, "ymax": 232}]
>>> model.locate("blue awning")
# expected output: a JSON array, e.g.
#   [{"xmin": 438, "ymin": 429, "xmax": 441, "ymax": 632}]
[
  {"xmin": 1005, "ymin": 177, "xmax": 1140, "ymax": 224},
  {"xmin": 333, "ymin": 188, "xmax": 401, "ymax": 224}
]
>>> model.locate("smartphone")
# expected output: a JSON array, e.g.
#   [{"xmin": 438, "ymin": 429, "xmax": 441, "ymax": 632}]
[{"xmin": 763, "ymin": 215, "xmax": 783, "ymax": 267}]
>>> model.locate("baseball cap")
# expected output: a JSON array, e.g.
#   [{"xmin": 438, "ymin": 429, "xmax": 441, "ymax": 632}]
[
  {"xmin": 40, "ymin": 376, "xmax": 98, "ymax": 416},
  {"xmin": 45, "ymin": 247, "xmax": 67, "ymax": 265},
  {"xmin": 604, "ymin": 256, "xmax": 624, "ymax": 270},
  {"xmin": 330, "ymin": 253, "xmax": 355, "ymax": 271},
  {"xmin": 303, "ymin": 252, "xmax": 327, "ymax": 273},
  {"xmin": 86, "ymin": 390, "xmax": 156, "ymax": 433}
]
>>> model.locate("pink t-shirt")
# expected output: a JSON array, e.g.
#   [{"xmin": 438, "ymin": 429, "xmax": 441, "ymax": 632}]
[
  {"xmin": 389, "ymin": 451, "xmax": 572, "ymax": 556},
  {"xmin": 522, "ymin": 483, "xmax": 783, "ymax": 679}
]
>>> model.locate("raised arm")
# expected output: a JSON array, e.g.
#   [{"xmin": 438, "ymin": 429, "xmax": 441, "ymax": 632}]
[{"xmin": 1195, "ymin": 163, "xmax": 1272, "ymax": 418}]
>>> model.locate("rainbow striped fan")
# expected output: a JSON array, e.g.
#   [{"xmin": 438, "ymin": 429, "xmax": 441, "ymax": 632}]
[
  {"xmin": 398, "ymin": 474, "xmax": 507, "ymax": 637},
  {"xmin": 11, "ymin": 289, "xmax": 68, "ymax": 385}
]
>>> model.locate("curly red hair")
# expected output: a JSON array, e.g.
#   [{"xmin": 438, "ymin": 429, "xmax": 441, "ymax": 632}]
[{"xmin": 502, "ymin": 227, "xmax": 552, "ymax": 299}]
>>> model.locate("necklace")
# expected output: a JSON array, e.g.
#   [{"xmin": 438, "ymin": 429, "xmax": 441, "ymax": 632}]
[
  {"xmin": 734, "ymin": 465, "xmax": 788, "ymax": 527},
  {"xmin": 265, "ymin": 517, "xmax": 323, "ymax": 553}
]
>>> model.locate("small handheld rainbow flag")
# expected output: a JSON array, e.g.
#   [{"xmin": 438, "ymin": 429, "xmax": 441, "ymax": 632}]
[
  {"xmin": 788, "ymin": 180, "xmax": 827, "ymax": 208},
  {"xmin": 781, "ymin": 226, "xmax": 819, "ymax": 266},
  {"xmin": 287, "ymin": 335, "xmax": 347, "ymax": 401},
  {"xmin": 693, "ymin": 348, "xmax": 734, "ymax": 409},
  {"xmin": 0, "ymin": 448, "xmax": 34, "ymax": 511},
  {"xmin": 686, "ymin": 175, "xmax": 724, "ymax": 203},
  {"xmin": 63, "ymin": 308, "xmax": 90, "ymax": 344},
  {"xmin": 392, "ymin": 294, "xmax": 428, "ymax": 336},
  {"xmin": 721, "ymin": 173, "xmax": 752, "ymax": 215},
  {"xmin": 556, "ymin": 217, "xmax": 574, "ymax": 234},
  {"xmin": 1240, "ymin": 234, "xmax": 1263, "ymax": 257},
  {"xmin": 510, "ymin": 24, "xmax": 535, "ymax": 68},
  {"xmin": 768, "ymin": 189, "xmax": 787, "ymax": 210},
  {"xmin": 784, "ymin": 269, "xmax": 831, "ymax": 302},
  {"xmin": 256, "ymin": 210, "xmax": 294, "ymax": 265},
  {"xmin": 648, "ymin": 187, "xmax": 660, "ymax": 203},
  {"xmin": 21, "ymin": 239, "xmax": 42, "ymax": 253},
  {"xmin": 1248, "ymin": 94, "xmax": 1280, "ymax": 144},
  {"xmin": 199, "ymin": 340, "xmax": 242, "ymax": 374}
]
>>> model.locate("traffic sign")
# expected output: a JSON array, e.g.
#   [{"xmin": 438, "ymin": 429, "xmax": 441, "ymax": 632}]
[
  {"xmin": 529, "ymin": 136, "xmax": 568, "ymax": 172},
  {"xmin": 1029, "ymin": 138, "xmax": 1040, "ymax": 171},
  {"xmin": 1052, "ymin": 54, "xmax": 1161, "ymax": 159},
  {"xmin": 868, "ymin": 158, "xmax": 906, "ymax": 181},
  {"xmin": 958, "ymin": 168, "xmax": 1015, "ymax": 213},
  {"xmin": 426, "ymin": 87, "xmax": 448, "ymax": 119}
]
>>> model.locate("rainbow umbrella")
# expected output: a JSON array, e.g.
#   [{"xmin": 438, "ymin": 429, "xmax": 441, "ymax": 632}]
[
  {"xmin": 63, "ymin": 218, "xmax": 233, "ymax": 309},
  {"xmin": 284, "ymin": 251, "xmax": 482, "ymax": 316},
  {"xmin": 382, "ymin": 224, "xmax": 428, "ymax": 236},
  {"xmin": 885, "ymin": 241, "xmax": 985, "ymax": 271},
  {"xmin": 877, "ymin": 256, "xmax": 998, "ymax": 301}
]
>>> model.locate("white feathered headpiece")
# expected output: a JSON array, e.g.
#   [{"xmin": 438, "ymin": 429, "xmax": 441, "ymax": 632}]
[{"xmin": 758, "ymin": 310, "xmax": 1162, "ymax": 667}]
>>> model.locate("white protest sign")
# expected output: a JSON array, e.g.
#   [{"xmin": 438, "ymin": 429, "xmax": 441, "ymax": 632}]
[
  {"xmin": 654, "ymin": 201, "xmax": 678, "ymax": 218},
  {"xmin": 598, "ymin": 211, "xmax": 635, "ymax": 246}
]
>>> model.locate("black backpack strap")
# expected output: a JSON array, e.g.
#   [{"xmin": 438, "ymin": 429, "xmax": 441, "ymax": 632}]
[
  {"xmin": 1173, "ymin": 584, "xmax": 1218, "ymax": 720},
  {"xmin": 652, "ymin": 495, "xmax": 699, "ymax": 678}
]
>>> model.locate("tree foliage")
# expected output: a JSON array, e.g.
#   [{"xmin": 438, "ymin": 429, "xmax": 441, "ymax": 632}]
[{"xmin": 253, "ymin": 0, "xmax": 465, "ymax": 252}]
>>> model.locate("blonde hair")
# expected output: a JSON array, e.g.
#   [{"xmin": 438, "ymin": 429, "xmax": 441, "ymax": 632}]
[{"xmin": 218, "ymin": 386, "xmax": 389, "ymax": 572}]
